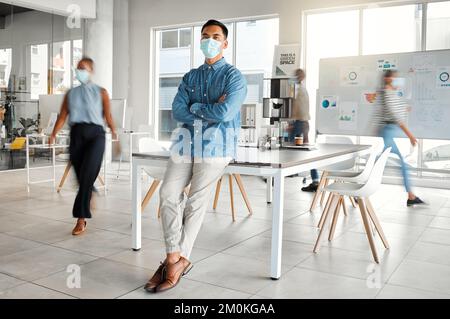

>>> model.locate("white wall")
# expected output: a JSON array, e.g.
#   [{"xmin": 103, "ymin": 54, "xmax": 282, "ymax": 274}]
[
  {"xmin": 1, "ymin": 0, "xmax": 96, "ymax": 18},
  {"xmin": 127, "ymin": 0, "xmax": 393, "ymax": 132}
]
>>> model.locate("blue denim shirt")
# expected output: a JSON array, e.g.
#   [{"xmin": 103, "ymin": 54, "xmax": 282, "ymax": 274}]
[{"xmin": 171, "ymin": 58, "xmax": 247, "ymax": 159}]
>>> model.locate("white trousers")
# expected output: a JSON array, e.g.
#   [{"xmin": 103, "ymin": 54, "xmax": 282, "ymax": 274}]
[{"xmin": 159, "ymin": 157, "xmax": 230, "ymax": 259}]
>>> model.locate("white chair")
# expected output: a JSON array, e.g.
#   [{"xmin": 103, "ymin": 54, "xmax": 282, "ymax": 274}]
[
  {"xmin": 139, "ymin": 137, "xmax": 169, "ymax": 217},
  {"xmin": 309, "ymin": 136, "xmax": 357, "ymax": 212},
  {"xmin": 313, "ymin": 147, "xmax": 392, "ymax": 263},
  {"xmin": 317, "ymin": 143, "xmax": 382, "ymax": 229}
]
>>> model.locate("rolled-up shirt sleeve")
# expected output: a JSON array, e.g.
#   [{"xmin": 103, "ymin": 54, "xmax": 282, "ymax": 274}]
[{"xmin": 189, "ymin": 70, "xmax": 247, "ymax": 123}]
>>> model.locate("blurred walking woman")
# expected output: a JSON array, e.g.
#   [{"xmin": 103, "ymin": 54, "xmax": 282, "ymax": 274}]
[
  {"xmin": 49, "ymin": 57, "xmax": 117, "ymax": 235},
  {"xmin": 377, "ymin": 70, "xmax": 424, "ymax": 207}
]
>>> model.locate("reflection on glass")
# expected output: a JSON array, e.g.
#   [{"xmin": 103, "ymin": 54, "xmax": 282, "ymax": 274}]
[
  {"xmin": 0, "ymin": 49, "xmax": 12, "ymax": 89},
  {"xmin": 52, "ymin": 41, "xmax": 71, "ymax": 94},
  {"xmin": 30, "ymin": 44, "xmax": 48, "ymax": 99}
]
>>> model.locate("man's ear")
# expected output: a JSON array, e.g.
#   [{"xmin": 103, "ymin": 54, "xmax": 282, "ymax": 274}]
[{"xmin": 223, "ymin": 39, "xmax": 229, "ymax": 50}]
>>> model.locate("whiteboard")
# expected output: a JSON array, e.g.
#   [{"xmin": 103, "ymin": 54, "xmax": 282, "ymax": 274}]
[{"xmin": 316, "ymin": 49, "xmax": 450, "ymax": 139}]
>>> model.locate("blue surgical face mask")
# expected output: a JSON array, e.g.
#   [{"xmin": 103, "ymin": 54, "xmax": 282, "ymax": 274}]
[
  {"xmin": 200, "ymin": 38, "xmax": 222, "ymax": 59},
  {"xmin": 392, "ymin": 77, "xmax": 405, "ymax": 88},
  {"xmin": 75, "ymin": 69, "xmax": 91, "ymax": 84}
]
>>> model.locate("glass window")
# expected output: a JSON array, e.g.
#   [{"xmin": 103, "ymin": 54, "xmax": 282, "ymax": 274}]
[
  {"xmin": 426, "ymin": 1, "xmax": 450, "ymax": 50},
  {"xmin": 362, "ymin": 5, "xmax": 422, "ymax": 55},
  {"xmin": 52, "ymin": 41, "xmax": 71, "ymax": 95},
  {"xmin": 179, "ymin": 28, "xmax": 192, "ymax": 48},
  {"xmin": 235, "ymin": 19, "xmax": 279, "ymax": 77},
  {"xmin": 0, "ymin": 48, "xmax": 12, "ymax": 89},
  {"xmin": 161, "ymin": 30, "xmax": 178, "ymax": 49},
  {"xmin": 305, "ymin": 10, "xmax": 360, "ymax": 143},
  {"xmin": 156, "ymin": 27, "xmax": 192, "ymax": 140},
  {"xmin": 30, "ymin": 44, "xmax": 48, "ymax": 100}
]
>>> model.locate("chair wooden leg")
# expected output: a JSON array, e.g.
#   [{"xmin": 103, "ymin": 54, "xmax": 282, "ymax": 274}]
[
  {"xmin": 229, "ymin": 175, "xmax": 236, "ymax": 222},
  {"xmin": 365, "ymin": 198, "xmax": 390, "ymax": 249},
  {"xmin": 97, "ymin": 175, "xmax": 105, "ymax": 186},
  {"xmin": 309, "ymin": 171, "xmax": 328, "ymax": 212},
  {"xmin": 328, "ymin": 196, "xmax": 343, "ymax": 241},
  {"xmin": 357, "ymin": 198, "xmax": 379, "ymax": 263},
  {"xmin": 157, "ymin": 201, "xmax": 161, "ymax": 219},
  {"xmin": 317, "ymin": 192, "xmax": 332, "ymax": 229},
  {"xmin": 213, "ymin": 177, "xmax": 223, "ymax": 210},
  {"xmin": 57, "ymin": 162, "xmax": 72, "ymax": 193},
  {"xmin": 349, "ymin": 196, "xmax": 357, "ymax": 208},
  {"xmin": 320, "ymin": 178, "xmax": 330, "ymax": 206},
  {"xmin": 314, "ymin": 194, "xmax": 339, "ymax": 253},
  {"xmin": 342, "ymin": 196, "xmax": 348, "ymax": 216},
  {"xmin": 233, "ymin": 174, "xmax": 253, "ymax": 215},
  {"xmin": 141, "ymin": 180, "xmax": 161, "ymax": 211}
]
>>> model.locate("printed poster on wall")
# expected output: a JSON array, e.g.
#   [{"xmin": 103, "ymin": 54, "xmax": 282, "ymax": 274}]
[
  {"xmin": 377, "ymin": 58, "xmax": 398, "ymax": 71},
  {"xmin": 436, "ymin": 67, "xmax": 450, "ymax": 89},
  {"xmin": 340, "ymin": 66, "xmax": 363, "ymax": 86},
  {"xmin": 338, "ymin": 102, "xmax": 357, "ymax": 131},
  {"xmin": 320, "ymin": 95, "xmax": 338, "ymax": 109},
  {"xmin": 361, "ymin": 91, "xmax": 378, "ymax": 104},
  {"xmin": 272, "ymin": 44, "xmax": 301, "ymax": 78}
]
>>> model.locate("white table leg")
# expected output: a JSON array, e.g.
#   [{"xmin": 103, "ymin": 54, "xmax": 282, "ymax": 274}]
[
  {"xmin": 129, "ymin": 133, "xmax": 133, "ymax": 184},
  {"xmin": 270, "ymin": 171, "xmax": 284, "ymax": 280},
  {"xmin": 132, "ymin": 161, "xmax": 142, "ymax": 251},
  {"xmin": 266, "ymin": 176, "xmax": 273, "ymax": 204}
]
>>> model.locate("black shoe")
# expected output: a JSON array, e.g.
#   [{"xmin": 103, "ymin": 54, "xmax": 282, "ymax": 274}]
[
  {"xmin": 301, "ymin": 182, "xmax": 319, "ymax": 192},
  {"xmin": 407, "ymin": 197, "xmax": 425, "ymax": 207}
]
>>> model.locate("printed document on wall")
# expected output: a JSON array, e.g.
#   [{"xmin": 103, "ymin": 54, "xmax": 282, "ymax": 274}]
[{"xmin": 338, "ymin": 102, "xmax": 357, "ymax": 131}]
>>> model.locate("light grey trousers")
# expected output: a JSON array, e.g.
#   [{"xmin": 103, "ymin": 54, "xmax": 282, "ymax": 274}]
[{"xmin": 159, "ymin": 157, "xmax": 230, "ymax": 259}]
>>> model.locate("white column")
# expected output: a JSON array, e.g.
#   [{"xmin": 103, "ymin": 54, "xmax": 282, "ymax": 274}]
[{"xmin": 84, "ymin": 0, "xmax": 113, "ymax": 94}]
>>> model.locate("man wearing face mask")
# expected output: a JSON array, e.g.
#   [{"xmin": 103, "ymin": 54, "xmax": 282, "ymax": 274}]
[
  {"xmin": 144, "ymin": 20, "xmax": 247, "ymax": 293},
  {"xmin": 49, "ymin": 57, "xmax": 117, "ymax": 235}
]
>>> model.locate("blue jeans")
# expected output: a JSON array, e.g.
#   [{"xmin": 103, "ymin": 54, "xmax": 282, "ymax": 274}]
[
  {"xmin": 381, "ymin": 124, "xmax": 411, "ymax": 193},
  {"xmin": 290, "ymin": 120, "xmax": 319, "ymax": 182}
]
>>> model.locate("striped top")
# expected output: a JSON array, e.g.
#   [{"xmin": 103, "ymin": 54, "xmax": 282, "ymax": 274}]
[{"xmin": 374, "ymin": 88, "xmax": 408, "ymax": 125}]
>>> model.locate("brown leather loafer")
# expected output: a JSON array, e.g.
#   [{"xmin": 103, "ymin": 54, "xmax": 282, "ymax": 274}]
[
  {"xmin": 72, "ymin": 220, "xmax": 86, "ymax": 236},
  {"xmin": 144, "ymin": 262, "xmax": 166, "ymax": 293},
  {"xmin": 155, "ymin": 257, "xmax": 193, "ymax": 293}
]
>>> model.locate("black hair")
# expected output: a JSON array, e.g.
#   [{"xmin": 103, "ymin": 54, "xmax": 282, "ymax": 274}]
[
  {"xmin": 79, "ymin": 56, "xmax": 94, "ymax": 69},
  {"xmin": 383, "ymin": 69, "xmax": 397, "ymax": 78},
  {"xmin": 201, "ymin": 19, "xmax": 228, "ymax": 39}
]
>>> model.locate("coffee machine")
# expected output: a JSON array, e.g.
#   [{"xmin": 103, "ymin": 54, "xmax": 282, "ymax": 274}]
[{"xmin": 262, "ymin": 77, "xmax": 295, "ymax": 148}]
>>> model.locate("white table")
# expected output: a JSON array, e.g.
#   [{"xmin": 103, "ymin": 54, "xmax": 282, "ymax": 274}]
[
  {"xmin": 131, "ymin": 143, "xmax": 371, "ymax": 280},
  {"xmin": 26, "ymin": 134, "xmax": 69, "ymax": 193}
]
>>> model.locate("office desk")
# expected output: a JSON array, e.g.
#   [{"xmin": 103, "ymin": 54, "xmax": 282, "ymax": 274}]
[{"xmin": 131, "ymin": 143, "xmax": 371, "ymax": 280}]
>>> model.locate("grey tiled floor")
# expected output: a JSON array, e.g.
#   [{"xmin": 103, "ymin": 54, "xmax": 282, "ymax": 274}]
[{"xmin": 0, "ymin": 164, "xmax": 450, "ymax": 299}]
